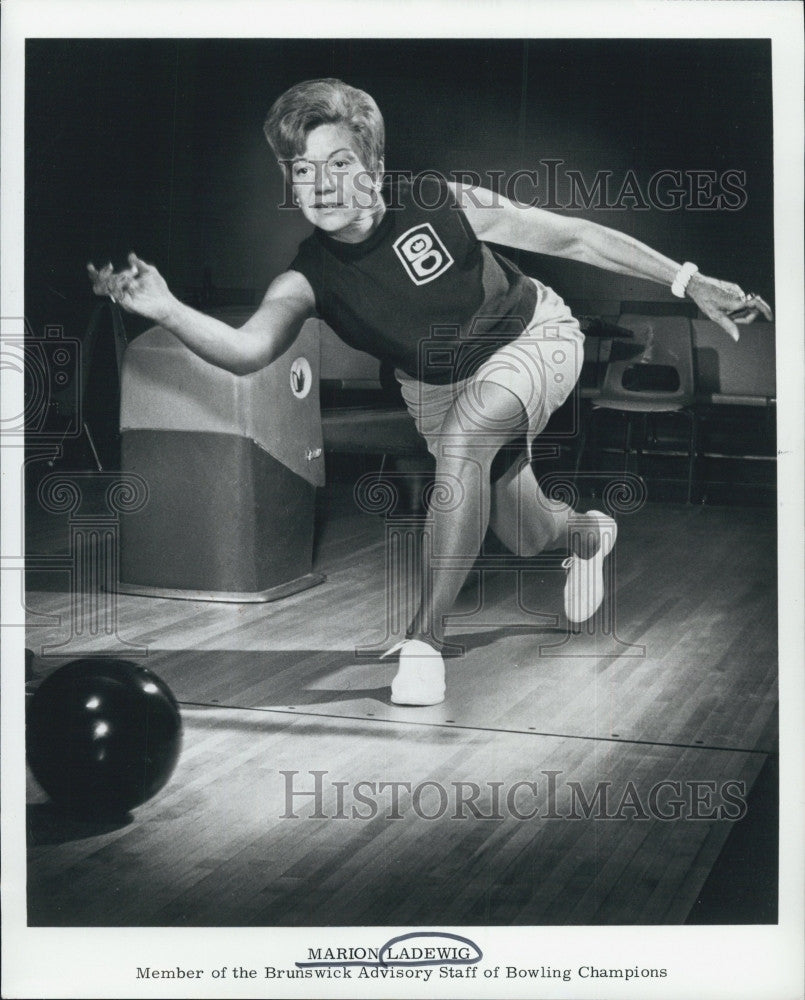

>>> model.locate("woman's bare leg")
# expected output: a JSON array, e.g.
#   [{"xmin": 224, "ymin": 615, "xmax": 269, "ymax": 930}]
[
  {"xmin": 405, "ymin": 381, "xmax": 528, "ymax": 646},
  {"xmin": 489, "ymin": 454, "xmax": 602, "ymax": 559}
]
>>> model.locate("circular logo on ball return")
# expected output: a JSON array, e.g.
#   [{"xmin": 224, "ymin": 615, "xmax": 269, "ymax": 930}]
[{"xmin": 290, "ymin": 357, "xmax": 312, "ymax": 399}]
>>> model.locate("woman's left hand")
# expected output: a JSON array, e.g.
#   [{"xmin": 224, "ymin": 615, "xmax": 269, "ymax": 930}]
[{"xmin": 686, "ymin": 273, "xmax": 773, "ymax": 341}]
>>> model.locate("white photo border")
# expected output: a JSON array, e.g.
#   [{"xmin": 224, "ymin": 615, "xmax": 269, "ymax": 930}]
[{"xmin": 2, "ymin": 2, "xmax": 803, "ymax": 998}]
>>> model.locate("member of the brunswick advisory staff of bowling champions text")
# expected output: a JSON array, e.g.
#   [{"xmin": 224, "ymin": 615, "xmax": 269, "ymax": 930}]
[{"xmin": 88, "ymin": 78, "xmax": 772, "ymax": 709}]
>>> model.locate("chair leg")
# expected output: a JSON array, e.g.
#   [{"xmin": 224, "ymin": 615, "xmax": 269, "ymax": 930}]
[
  {"xmin": 573, "ymin": 410, "xmax": 591, "ymax": 481},
  {"xmin": 623, "ymin": 414, "xmax": 633, "ymax": 475},
  {"xmin": 686, "ymin": 410, "xmax": 698, "ymax": 505},
  {"xmin": 637, "ymin": 412, "xmax": 647, "ymax": 463},
  {"xmin": 82, "ymin": 422, "xmax": 104, "ymax": 472}
]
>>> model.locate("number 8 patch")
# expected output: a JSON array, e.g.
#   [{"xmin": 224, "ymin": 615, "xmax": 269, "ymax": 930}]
[{"xmin": 393, "ymin": 223, "xmax": 454, "ymax": 286}]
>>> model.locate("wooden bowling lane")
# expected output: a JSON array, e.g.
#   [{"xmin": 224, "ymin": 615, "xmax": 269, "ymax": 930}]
[
  {"xmin": 24, "ymin": 500, "xmax": 777, "ymax": 754},
  {"xmin": 67, "ymin": 533, "xmax": 777, "ymax": 746},
  {"xmin": 24, "ymin": 496, "xmax": 775, "ymax": 657},
  {"xmin": 31, "ymin": 610, "xmax": 775, "ymax": 757},
  {"xmin": 25, "ymin": 496, "xmax": 778, "ymax": 926},
  {"xmin": 26, "ymin": 496, "xmax": 777, "ymax": 754},
  {"xmin": 27, "ymin": 704, "xmax": 769, "ymax": 927}
]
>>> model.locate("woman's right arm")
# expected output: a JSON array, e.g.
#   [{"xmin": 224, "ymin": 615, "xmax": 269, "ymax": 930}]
[{"xmin": 87, "ymin": 253, "xmax": 315, "ymax": 376}]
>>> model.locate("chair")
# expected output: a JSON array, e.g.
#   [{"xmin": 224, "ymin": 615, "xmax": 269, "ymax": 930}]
[{"xmin": 574, "ymin": 314, "xmax": 698, "ymax": 503}]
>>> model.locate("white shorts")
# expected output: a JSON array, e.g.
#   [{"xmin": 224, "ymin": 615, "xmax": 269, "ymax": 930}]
[{"xmin": 396, "ymin": 278, "xmax": 584, "ymax": 460}]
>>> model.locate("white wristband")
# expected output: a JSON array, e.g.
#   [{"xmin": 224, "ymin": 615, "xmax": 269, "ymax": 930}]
[{"xmin": 671, "ymin": 262, "xmax": 699, "ymax": 298}]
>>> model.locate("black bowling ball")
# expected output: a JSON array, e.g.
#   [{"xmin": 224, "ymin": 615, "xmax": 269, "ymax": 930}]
[{"xmin": 27, "ymin": 658, "xmax": 182, "ymax": 817}]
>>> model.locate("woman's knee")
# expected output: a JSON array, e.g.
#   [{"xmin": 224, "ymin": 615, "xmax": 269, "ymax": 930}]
[
  {"xmin": 445, "ymin": 381, "xmax": 527, "ymax": 438},
  {"xmin": 436, "ymin": 386, "xmax": 526, "ymax": 472}
]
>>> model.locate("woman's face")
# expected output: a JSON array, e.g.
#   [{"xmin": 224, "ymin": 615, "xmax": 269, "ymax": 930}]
[{"xmin": 289, "ymin": 123, "xmax": 383, "ymax": 242}]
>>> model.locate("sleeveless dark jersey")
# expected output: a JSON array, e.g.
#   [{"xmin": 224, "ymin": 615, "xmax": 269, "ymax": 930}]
[{"xmin": 288, "ymin": 175, "xmax": 538, "ymax": 385}]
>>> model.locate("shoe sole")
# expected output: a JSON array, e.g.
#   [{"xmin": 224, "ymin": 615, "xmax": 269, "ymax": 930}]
[{"xmin": 391, "ymin": 690, "xmax": 445, "ymax": 707}]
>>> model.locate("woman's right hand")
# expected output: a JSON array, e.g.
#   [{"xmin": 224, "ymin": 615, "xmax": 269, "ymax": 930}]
[{"xmin": 87, "ymin": 253, "xmax": 177, "ymax": 325}]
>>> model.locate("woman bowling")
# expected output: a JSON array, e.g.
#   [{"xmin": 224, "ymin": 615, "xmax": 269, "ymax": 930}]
[{"xmin": 88, "ymin": 78, "xmax": 772, "ymax": 707}]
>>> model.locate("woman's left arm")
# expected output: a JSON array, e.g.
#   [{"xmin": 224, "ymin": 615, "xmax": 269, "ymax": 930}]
[{"xmin": 450, "ymin": 182, "xmax": 773, "ymax": 341}]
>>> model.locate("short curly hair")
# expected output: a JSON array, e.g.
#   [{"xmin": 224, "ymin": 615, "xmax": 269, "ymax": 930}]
[{"xmin": 264, "ymin": 78, "xmax": 385, "ymax": 177}]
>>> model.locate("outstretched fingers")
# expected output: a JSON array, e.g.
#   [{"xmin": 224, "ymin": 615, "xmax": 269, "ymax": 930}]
[
  {"xmin": 87, "ymin": 254, "xmax": 147, "ymax": 306},
  {"xmin": 688, "ymin": 274, "xmax": 774, "ymax": 343},
  {"xmin": 86, "ymin": 261, "xmax": 115, "ymax": 298},
  {"xmin": 730, "ymin": 293, "xmax": 773, "ymax": 324},
  {"xmin": 127, "ymin": 251, "xmax": 150, "ymax": 276}
]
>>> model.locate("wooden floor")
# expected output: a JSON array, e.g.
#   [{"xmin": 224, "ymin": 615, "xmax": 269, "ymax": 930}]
[{"xmin": 24, "ymin": 477, "xmax": 778, "ymax": 926}]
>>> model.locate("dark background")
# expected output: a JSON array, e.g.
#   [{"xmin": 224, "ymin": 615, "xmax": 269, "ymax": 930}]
[
  {"xmin": 24, "ymin": 38, "xmax": 774, "ymax": 471},
  {"xmin": 26, "ymin": 37, "xmax": 774, "ymax": 332}
]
